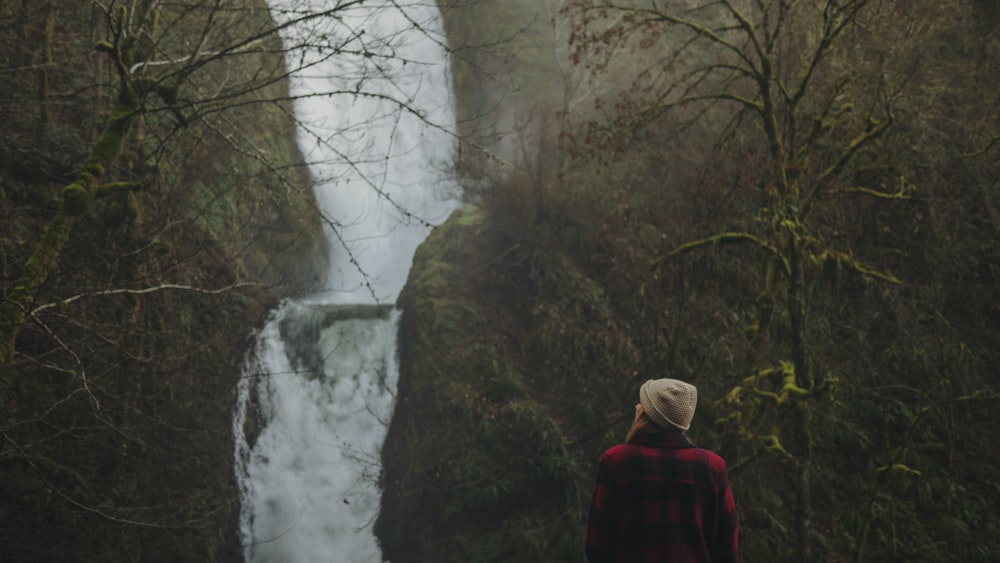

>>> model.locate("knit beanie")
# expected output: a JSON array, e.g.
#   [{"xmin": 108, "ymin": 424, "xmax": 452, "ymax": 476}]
[{"xmin": 639, "ymin": 378, "xmax": 698, "ymax": 431}]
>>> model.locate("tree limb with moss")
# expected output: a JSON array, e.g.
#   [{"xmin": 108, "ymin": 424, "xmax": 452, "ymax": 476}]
[{"xmin": 0, "ymin": 27, "xmax": 146, "ymax": 366}]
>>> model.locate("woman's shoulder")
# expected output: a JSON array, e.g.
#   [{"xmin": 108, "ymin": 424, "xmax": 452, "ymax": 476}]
[
  {"xmin": 678, "ymin": 444, "xmax": 730, "ymax": 472},
  {"xmin": 599, "ymin": 443, "xmax": 630, "ymax": 461}
]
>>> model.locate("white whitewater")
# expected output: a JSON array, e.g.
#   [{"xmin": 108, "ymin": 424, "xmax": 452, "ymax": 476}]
[{"xmin": 233, "ymin": 2, "xmax": 458, "ymax": 561}]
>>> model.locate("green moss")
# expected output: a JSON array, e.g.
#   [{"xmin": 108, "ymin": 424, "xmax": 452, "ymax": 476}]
[
  {"xmin": 61, "ymin": 182, "xmax": 91, "ymax": 216},
  {"xmin": 0, "ymin": 1, "xmax": 320, "ymax": 559},
  {"xmin": 380, "ymin": 206, "xmax": 599, "ymax": 562}
]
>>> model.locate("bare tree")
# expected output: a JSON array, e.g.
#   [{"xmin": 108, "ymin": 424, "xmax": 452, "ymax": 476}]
[{"xmin": 563, "ymin": 1, "xmax": 1000, "ymax": 559}]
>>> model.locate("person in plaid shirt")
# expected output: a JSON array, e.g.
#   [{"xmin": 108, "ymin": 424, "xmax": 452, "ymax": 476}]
[{"xmin": 585, "ymin": 378, "xmax": 739, "ymax": 562}]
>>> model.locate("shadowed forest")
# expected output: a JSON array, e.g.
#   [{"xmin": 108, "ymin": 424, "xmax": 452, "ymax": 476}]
[
  {"xmin": 378, "ymin": 1, "xmax": 1000, "ymax": 562},
  {"xmin": 1, "ymin": 1, "xmax": 998, "ymax": 562},
  {"xmin": 0, "ymin": 1, "xmax": 323, "ymax": 559}
]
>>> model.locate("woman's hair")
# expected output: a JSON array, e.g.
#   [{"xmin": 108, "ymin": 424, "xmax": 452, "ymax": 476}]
[{"xmin": 625, "ymin": 409, "xmax": 662, "ymax": 443}]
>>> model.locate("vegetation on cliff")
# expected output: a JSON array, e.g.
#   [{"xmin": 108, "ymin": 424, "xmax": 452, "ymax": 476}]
[
  {"xmin": 0, "ymin": 1, "xmax": 324, "ymax": 559},
  {"xmin": 378, "ymin": 1, "xmax": 1000, "ymax": 561}
]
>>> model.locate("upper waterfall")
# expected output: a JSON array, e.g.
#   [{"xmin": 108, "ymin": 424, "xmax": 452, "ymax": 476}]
[{"xmin": 272, "ymin": 0, "xmax": 460, "ymax": 304}]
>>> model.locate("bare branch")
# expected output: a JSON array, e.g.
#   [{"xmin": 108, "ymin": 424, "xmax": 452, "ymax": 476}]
[
  {"xmin": 817, "ymin": 112, "xmax": 892, "ymax": 183},
  {"xmin": 814, "ymin": 249, "xmax": 902, "ymax": 284},
  {"xmin": 720, "ymin": 0, "xmax": 766, "ymax": 63},
  {"xmin": 640, "ymin": 6, "xmax": 763, "ymax": 77},
  {"xmin": 960, "ymin": 134, "xmax": 1000, "ymax": 158},
  {"xmin": 31, "ymin": 282, "xmax": 265, "ymax": 315},
  {"xmin": 824, "ymin": 184, "xmax": 912, "ymax": 200},
  {"xmin": 650, "ymin": 231, "xmax": 790, "ymax": 277},
  {"xmin": 788, "ymin": 1, "xmax": 870, "ymax": 109}
]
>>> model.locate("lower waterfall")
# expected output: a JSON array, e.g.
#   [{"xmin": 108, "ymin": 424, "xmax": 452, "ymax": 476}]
[{"xmin": 232, "ymin": 1, "xmax": 458, "ymax": 561}]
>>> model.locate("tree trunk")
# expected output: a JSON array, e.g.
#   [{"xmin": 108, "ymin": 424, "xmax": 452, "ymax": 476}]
[
  {"xmin": 0, "ymin": 81, "xmax": 140, "ymax": 366},
  {"xmin": 788, "ymin": 232, "xmax": 813, "ymax": 560}
]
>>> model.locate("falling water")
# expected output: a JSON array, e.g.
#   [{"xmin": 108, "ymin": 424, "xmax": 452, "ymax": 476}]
[{"xmin": 232, "ymin": 1, "xmax": 458, "ymax": 561}]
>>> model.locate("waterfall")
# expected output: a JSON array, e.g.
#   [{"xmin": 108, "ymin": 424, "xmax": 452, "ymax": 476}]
[{"xmin": 233, "ymin": 2, "xmax": 458, "ymax": 561}]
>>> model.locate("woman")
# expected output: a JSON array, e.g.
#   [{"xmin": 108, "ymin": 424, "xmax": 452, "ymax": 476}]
[{"xmin": 584, "ymin": 378, "xmax": 739, "ymax": 562}]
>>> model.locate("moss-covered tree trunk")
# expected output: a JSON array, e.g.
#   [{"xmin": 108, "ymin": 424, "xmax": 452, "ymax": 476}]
[
  {"xmin": 0, "ymin": 76, "xmax": 140, "ymax": 366},
  {"xmin": 787, "ymin": 229, "xmax": 813, "ymax": 560}
]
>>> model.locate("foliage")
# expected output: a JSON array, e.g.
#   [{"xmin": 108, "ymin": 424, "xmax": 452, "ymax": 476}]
[
  {"xmin": 378, "ymin": 1, "xmax": 1000, "ymax": 562},
  {"xmin": 0, "ymin": 1, "xmax": 324, "ymax": 559},
  {"xmin": 378, "ymin": 207, "xmax": 586, "ymax": 562}
]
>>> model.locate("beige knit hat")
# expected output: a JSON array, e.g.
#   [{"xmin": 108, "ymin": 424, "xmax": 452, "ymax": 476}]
[{"xmin": 639, "ymin": 378, "xmax": 698, "ymax": 431}]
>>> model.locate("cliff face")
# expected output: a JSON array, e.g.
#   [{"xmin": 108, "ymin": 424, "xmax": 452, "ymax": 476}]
[
  {"xmin": 377, "ymin": 207, "xmax": 610, "ymax": 563},
  {"xmin": 0, "ymin": 2, "xmax": 324, "ymax": 560}
]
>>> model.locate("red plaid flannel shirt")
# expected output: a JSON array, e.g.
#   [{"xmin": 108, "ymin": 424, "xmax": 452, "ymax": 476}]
[{"xmin": 585, "ymin": 430, "xmax": 739, "ymax": 562}]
